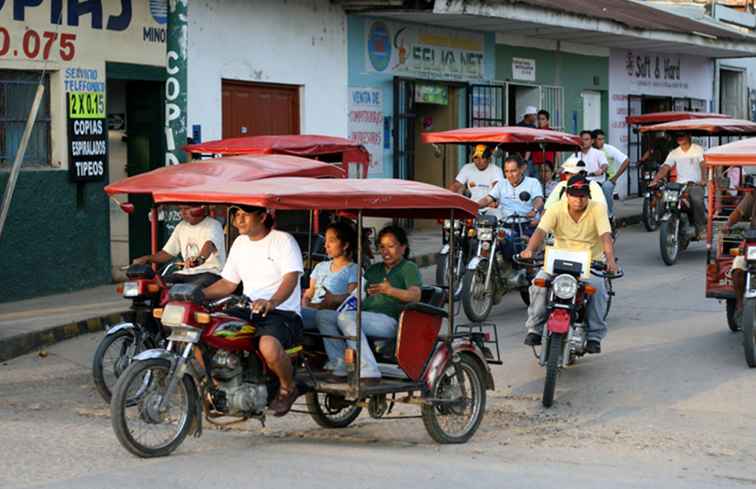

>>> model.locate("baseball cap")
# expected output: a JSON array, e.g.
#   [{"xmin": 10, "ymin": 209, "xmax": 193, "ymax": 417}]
[
  {"xmin": 472, "ymin": 144, "xmax": 489, "ymax": 159},
  {"xmin": 566, "ymin": 175, "xmax": 590, "ymax": 196},
  {"xmin": 561, "ymin": 159, "xmax": 587, "ymax": 175},
  {"xmin": 522, "ymin": 106, "xmax": 538, "ymax": 118}
]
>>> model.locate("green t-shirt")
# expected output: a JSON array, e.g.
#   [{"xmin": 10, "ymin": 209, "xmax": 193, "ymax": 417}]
[{"xmin": 363, "ymin": 259, "xmax": 422, "ymax": 320}]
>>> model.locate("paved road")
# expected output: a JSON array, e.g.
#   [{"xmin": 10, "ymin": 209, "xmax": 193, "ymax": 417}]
[{"xmin": 1, "ymin": 225, "xmax": 755, "ymax": 489}]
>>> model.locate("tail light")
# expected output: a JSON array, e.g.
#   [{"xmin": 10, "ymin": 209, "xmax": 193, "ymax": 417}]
[{"xmin": 344, "ymin": 348, "xmax": 356, "ymax": 365}]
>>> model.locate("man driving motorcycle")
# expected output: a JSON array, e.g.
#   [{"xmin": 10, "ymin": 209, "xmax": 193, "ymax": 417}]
[
  {"xmin": 649, "ymin": 133, "xmax": 707, "ymax": 239},
  {"xmin": 132, "ymin": 204, "xmax": 225, "ymax": 288},
  {"xmin": 202, "ymin": 205, "xmax": 304, "ymax": 417},
  {"xmin": 520, "ymin": 175, "xmax": 619, "ymax": 353},
  {"xmin": 478, "ymin": 154, "xmax": 543, "ymax": 224}
]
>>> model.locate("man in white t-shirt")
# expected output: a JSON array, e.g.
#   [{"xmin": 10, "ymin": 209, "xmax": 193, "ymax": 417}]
[
  {"xmin": 573, "ymin": 130, "xmax": 609, "ymax": 184},
  {"xmin": 449, "ymin": 144, "xmax": 503, "ymax": 203},
  {"xmin": 133, "ymin": 205, "xmax": 225, "ymax": 288},
  {"xmin": 593, "ymin": 129, "xmax": 629, "ymax": 217},
  {"xmin": 479, "ymin": 155, "xmax": 544, "ymax": 224},
  {"xmin": 650, "ymin": 133, "xmax": 706, "ymax": 237},
  {"xmin": 202, "ymin": 205, "xmax": 304, "ymax": 417}
]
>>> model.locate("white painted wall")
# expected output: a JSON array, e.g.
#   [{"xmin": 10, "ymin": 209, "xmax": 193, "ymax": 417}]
[{"xmin": 187, "ymin": 0, "xmax": 348, "ymax": 141}]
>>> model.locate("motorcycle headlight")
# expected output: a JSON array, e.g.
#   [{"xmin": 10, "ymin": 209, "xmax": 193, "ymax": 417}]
[
  {"xmin": 477, "ymin": 229, "xmax": 493, "ymax": 241},
  {"xmin": 122, "ymin": 281, "xmax": 141, "ymax": 298},
  {"xmin": 553, "ymin": 274, "xmax": 578, "ymax": 300},
  {"xmin": 663, "ymin": 190, "xmax": 679, "ymax": 203},
  {"xmin": 747, "ymin": 246, "xmax": 756, "ymax": 261},
  {"xmin": 162, "ymin": 303, "xmax": 188, "ymax": 327}
]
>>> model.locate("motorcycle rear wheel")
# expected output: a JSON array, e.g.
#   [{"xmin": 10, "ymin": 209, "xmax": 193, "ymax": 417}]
[
  {"xmin": 659, "ymin": 218, "xmax": 679, "ymax": 266},
  {"xmin": 743, "ymin": 299, "xmax": 756, "ymax": 368},
  {"xmin": 727, "ymin": 298, "xmax": 741, "ymax": 333},
  {"xmin": 111, "ymin": 358, "xmax": 197, "ymax": 458},
  {"xmin": 462, "ymin": 263, "xmax": 493, "ymax": 322},
  {"xmin": 306, "ymin": 392, "xmax": 362, "ymax": 428},
  {"xmin": 543, "ymin": 333, "xmax": 563, "ymax": 408},
  {"xmin": 436, "ymin": 251, "xmax": 464, "ymax": 300},
  {"xmin": 422, "ymin": 354, "xmax": 486, "ymax": 444}
]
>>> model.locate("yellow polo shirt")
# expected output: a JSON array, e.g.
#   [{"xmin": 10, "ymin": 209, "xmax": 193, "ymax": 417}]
[{"xmin": 537, "ymin": 199, "xmax": 612, "ymax": 259}]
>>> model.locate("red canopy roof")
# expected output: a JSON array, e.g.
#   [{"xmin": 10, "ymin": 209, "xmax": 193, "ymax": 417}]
[
  {"xmin": 153, "ymin": 177, "xmax": 478, "ymax": 219},
  {"xmin": 420, "ymin": 126, "xmax": 581, "ymax": 151},
  {"xmin": 105, "ymin": 154, "xmax": 345, "ymax": 197},
  {"xmin": 184, "ymin": 134, "xmax": 369, "ymax": 162},
  {"xmin": 639, "ymin": 118, "xmax": 756, "ymax": 136},
  {"xmin": 626, "ymin": 111, "xmax": 728, "ymax": 126},
  {"xmin": 705, "ymin": 137, "xmax": 756, "ymax": 167}
]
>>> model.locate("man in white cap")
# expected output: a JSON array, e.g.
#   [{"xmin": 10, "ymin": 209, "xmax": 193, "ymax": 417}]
[
  {"xmin": 517, "ymin": 106, "xmax": 538, "ymax": 128},
  {"xmin": 544, "ymin": 158, "xmax": 607, "ymax": 211}
]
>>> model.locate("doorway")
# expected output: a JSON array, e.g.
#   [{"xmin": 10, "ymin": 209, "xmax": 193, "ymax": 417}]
[
  {"xmin": 581, "ymin": 90, "xmax": 602, "ymax": 132},
  {"xmin": 222, "ymin": 80, "xmax": 300, "ymax": 137},
  {"xmin": 720, "ymin": 67, "xmax": 747, "ymax": 119},
  {"xmin": 508, "ymin": 83, "xmax": 540, "ymax": 125}
]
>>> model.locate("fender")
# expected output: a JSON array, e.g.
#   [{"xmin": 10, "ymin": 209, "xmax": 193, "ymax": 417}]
[
  {"xmin": 467, "ymin": 256, "xmax": 486, "ymax": 271},
  {"xmin": 547, "ymin": 308, "xmax": 571, "ymax": 334},
  {"xmin": 423, "ymin": 340, "xmax": 495, "ymax": 392},
  {"xmin": 105, "ymin": 322, "xmax": 139, "ymax": 337},
  {"xmin": 133, "ymin": 348, "xmax": 178, "ymax": 362},
  {"xmin": 440, "ymin": 244, "xmax": 450, "ymax": 255}
]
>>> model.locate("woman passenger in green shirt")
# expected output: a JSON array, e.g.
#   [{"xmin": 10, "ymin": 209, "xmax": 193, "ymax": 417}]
[{"xmin": 321, "ymin": 225, "xmax": 422, "ymax": 381}]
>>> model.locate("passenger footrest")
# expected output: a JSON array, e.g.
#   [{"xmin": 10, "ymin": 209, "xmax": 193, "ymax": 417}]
[{"xmin": 454, "ymin": 322, "xmax": 502, "ymax": 364}]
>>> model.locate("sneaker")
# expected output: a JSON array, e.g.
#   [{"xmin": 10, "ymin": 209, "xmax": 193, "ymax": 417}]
[
  {"xmin": 586, "ymin": 340, "xmax": 601, "ymax": 354},
  {"xmin": 524, "ymin": 332, "xmax": 542, "ymax": 346}
]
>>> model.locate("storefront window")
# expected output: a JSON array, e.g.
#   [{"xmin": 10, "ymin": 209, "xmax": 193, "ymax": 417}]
[{"xmin": 0, "ymin": 70, "xmax": 51, "ymax": 167}]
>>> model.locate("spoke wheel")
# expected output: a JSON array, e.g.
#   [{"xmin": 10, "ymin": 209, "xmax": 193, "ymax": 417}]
[
  {"xmin": 111, "ymin": 358, "xmax": 196, "ymax": 458},
  {"xmin": 422, "ymin": 354, "xmax": 486, "ymax": 444},
  {"xmin": 642, "ymin": 196, "xmax": 660, "ymax": 232},
  {"xmin": 306, "ymin": 392, "xmax": 362, "ymax": 428},
  {"xmin": 659, "ymin": 218, "xmax": 679, "ymax": 266},
  {"xmin": 743, "ymin": 298, "xmax": 756, "ymax": 368},
  {"xmin": 436, "ymin": 251, "xmax": 464, "ymax": 300},
  {"xmin": 93, "ymin": 329, "xmax": 146, "ymax": 403},
  {"xmin": 462, "ymin": 262, "xmax": 493, "ymax": 322},
  {"xmin": 543, "ymin": 333, "xmax": 563, "ymax": 408}
]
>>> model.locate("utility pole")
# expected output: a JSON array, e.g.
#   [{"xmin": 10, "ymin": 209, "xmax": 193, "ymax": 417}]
[{"xmin": 165, "ymin": 0, "xmax": 188, "ymax": 166}]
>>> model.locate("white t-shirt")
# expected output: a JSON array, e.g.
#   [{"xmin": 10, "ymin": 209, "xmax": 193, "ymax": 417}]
[
  {"xmin": 600, "ymin": 144, "xmax": 628, "ymax": 179},
  {"xmin": 488, "ymin": 176, "xmax": 543, "ymax": 217},
  {"xmin": 221, "ymin": 230, "xmax": 304, "ymax": 315},
  {"xmin": 569, "ymin": 148, "xmax": 609, "ymax": 183},
  {"xmin": 455, "ymin": 162, "xmax": 504, "ymax": 202},
  {"xmin": 163, "ymin": 217, "xmax": 226, "ymax": 276},
  {"xmin": 663, "ymin": 144, "xmax": 705, "ymax": 184}
]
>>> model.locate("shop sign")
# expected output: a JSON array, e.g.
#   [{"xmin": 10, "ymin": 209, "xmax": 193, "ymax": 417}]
[
  {"xmin": 348, "ymin": 87, "xmax": 384, "ymax": 177},
  {"xmin": 415, "ymin": 84, "xmax": 448, "ymax": 105},
  {"xmin": 512, "ymin": 57, "xmax": 536, "ymax": 82},
  {"xmin": 365, "ymin": 20, "xmax": 485, "ymax": 81},
  {"xmin": 67, "ymin": 91, "xmax": 107, "ymax": 182}
]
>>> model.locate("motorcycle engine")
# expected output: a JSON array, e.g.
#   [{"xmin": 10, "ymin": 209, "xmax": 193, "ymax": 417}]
[{"xmin": 210, "ymin": 350, "xmax": 268, "ymax": 416}]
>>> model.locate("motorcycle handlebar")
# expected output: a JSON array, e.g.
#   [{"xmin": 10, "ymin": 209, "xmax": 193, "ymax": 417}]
[{"xmin": 208, "ymin": 295, "xmax": 249, "ymax": 310}]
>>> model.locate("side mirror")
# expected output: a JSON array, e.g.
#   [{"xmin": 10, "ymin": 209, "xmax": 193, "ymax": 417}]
[
  {"xmin": 119, "ymin": 202, "xmax": 135, "ymax": 214},
  {"xmin": 519, "ymin": 191, "xmax": 531, "ymax": 202}
]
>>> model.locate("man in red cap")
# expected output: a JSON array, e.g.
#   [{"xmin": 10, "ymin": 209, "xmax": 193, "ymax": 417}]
[{"xmin": 519, "ymin": 175, "xmax": 619, "ymax": 353}]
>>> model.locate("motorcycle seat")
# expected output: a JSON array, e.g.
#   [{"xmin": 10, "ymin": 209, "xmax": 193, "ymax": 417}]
[{"xmin": 420, "ymin": 286, "xmax": 445, "ymax": 307}]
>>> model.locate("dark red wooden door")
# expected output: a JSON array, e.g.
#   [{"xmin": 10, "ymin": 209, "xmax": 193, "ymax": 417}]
[{"xmin": 222, "ymin": 80, "xmax": 300, "ymax": 138}]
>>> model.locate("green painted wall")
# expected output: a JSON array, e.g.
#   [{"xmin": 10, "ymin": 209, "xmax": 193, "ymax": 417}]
[
  {"xmin": 495, "ymin": 45, "xmax": 609, "ymax": 134},
  {"xmin": 0, "ymin": 170, "xmax": 111, "ymax": 302}
]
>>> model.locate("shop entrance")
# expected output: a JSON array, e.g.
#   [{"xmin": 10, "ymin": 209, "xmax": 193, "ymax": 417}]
[
  {"xmin": 507, "ymin": 83, "xmax": 539, "ymax": 125},
  {"xmin": 106, "ymin": 63, "xmax": 165, "ymax": 280},
  {"xmin": 720, "ymin": 66, "xmax": 747, "ymax": 120}
]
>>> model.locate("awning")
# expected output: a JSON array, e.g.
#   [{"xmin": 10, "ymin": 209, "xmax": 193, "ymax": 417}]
[
  {"xmin": 153, "ymin": 177, "xmax": 479, "ymax": 219},
  {"xmin": 639, "ymin": 118, "xmax": 756, "ymax": 136},
  {"xmin": 626, "ymin": 112, "xmax": 729, "ymax": 126},
  {"xmin": 421, "ymin": 126, "xmax": 581, "ymax": 151},
  {"xmin": 105, "ymin": 154, "xmax": 345, "ymax": 197},
  {"xmin": 705, "ymin": 137, "xmax": 756, "ymax": 167}
]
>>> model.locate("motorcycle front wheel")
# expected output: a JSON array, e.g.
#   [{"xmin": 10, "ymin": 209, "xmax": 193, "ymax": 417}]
[
  {"xmin": 659, "ymin": 218, "xmax": 680, "ymax": 266},
  {"xmin": 462, "ymin": 262, "xmax": 494, "ymax": 322},
  {"xmin": 111, "ymin": 358, "xmax": 197, "ymax": 458},
  {"xmin": 543, "ymin": 333, "xmax": 564, "ymax": 408},
  {"xmin": 93, "ymin": 328, "xmax": 150, "ymax": 403},
  {"xmin": 306, "ymin": 392, "xmax": 362, "ymax": 428},
  {"xmin": 422, "ymin": 354, "xmax": 486, "ymax": 444},
  {"xmin": 743, "ymin": 298, "xmax": 756, "ymax": 368}
]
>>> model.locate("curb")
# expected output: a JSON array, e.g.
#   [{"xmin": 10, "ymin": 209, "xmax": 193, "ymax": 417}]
[
  {"xmin": 411, "ymin": 212, "xmax": 642, "ymax": 270},
  {"xmin": 0, "ymin": 311, "xmax": 133, "ymax": 363}
]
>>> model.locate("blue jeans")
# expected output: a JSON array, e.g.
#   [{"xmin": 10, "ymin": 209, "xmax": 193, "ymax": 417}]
[
  {"xmin": 317, "ymin": 310, "xmax": 398, "ymax": 378},
  {"xmin": 525, "ymin": 270, "xmax": 608, "ymax": 341},
  {"xmin": 601, "ymin": 180, "xmax": 615, "ymax": 216}
]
